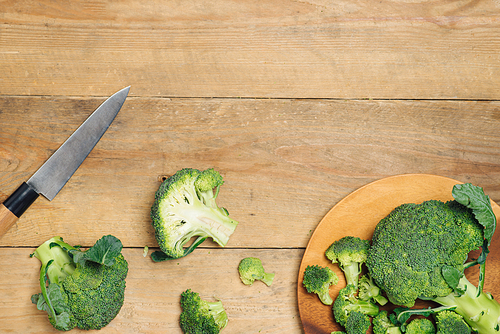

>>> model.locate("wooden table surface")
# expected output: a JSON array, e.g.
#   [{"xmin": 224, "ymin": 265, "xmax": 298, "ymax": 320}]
[{"xmin": 1, "ymin": 1, "xmax": 500, "ymax": 333}]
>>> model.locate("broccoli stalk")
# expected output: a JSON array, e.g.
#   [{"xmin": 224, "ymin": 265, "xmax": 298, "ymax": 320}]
[
  {"xmin": 150, "ymin": 168, "xmax": 239, "ymax": 261},
  {"xmin": 180, "ymin": 289, "xmax": 228, "ymax": 333},
  {"xmin": 367, "ymin": 183, "xmax": 500, "ymax": 333},
  {"xmin": 30, "ymin": 235, "xmax": 128, "ymax": 331},
  {"xmin": 358, "ymin": 274, "xmax": 388, "ymax": 306},
  {"xmin": 325, "ymin": 236, "xmax": 370, "ymax": 288}
]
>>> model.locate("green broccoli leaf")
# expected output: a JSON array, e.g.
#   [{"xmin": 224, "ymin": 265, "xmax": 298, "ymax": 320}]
[
  {"xmin": 151, "ymin": 236, "xmax": 207, "ymax": 262},
  {"xmin": 73, "ymin": 235, "xmax": 123, "ymax": 266},
  {"xmin": 452, "ymin": 183, "xmax": 496, "ymax": 246}
]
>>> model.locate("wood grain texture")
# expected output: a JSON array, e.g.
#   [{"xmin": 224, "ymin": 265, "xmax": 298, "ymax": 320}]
[
  {"xmin": 1, "ymin": 97, "xmax": 500, "ymax": 248},
  {"xmin": 0, "ymin": 247, "xmax": 304, "ymax": 333},
  {"xmin": 0, "ymin": 203, "xmax": 18, "ymax": 236},
  {"xmin": 1, "ymin": 0, "xmax": 500, "ymax": 99}
]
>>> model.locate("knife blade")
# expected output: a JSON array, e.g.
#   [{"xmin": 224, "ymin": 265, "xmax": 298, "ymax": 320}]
[{"xmin": 0, "ymin": 86, "xmax": 130, "ymax": 237}]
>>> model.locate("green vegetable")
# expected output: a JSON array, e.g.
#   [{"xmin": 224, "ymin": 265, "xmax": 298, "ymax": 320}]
[
  {"xmin": 179, "ymin": 289, "xmax": 228, "ymax": 334},
  {"xmin": 435, "ymin": 310, "xmax": 472, "ymax": 334},
  {"xmin": 366, "ymin": 183, "xmax": 500, "ymax": 333},
  {"xmin": 238, "ymin": 257, "xmax": 275, "ymax": 286},
  {"xmin": 358, "ymin": 274, "xmax": 388, "ymax": 306},
  {"xmin": 150, "ymin": 168, "xmax": 239, "ymax": 261},
  {"xmin": 325, "ymin": 236, "xmax": 370, "ymax": 288},
  {"xmin": 372, "ymin": 311, "xmax": 402, "ymax": 334},
  {"xmin": 302, "ymin": 265, "xmax": 339, "ymax": 305},
  {"xmin": 332, "ymin": 284, "xmax": 379, "ymax": 328},
  {"xmin": 405, "ymin": 318, "xmax": 436, "ymax": 334},
  {"xmin": 344, "ymin": 310, "xmax": 370, "ymax": 334},
  {"xmin": 30, "ymin": 235, "xmax": 128, "ymax": 331}
]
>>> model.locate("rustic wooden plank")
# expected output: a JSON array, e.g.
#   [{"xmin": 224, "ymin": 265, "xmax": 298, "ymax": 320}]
[
  {"xmin": 0, "ymin": 247, "xmax": 304, "ymax": 333},
  {"xmin": 1, "ymin": 0, "xmax": 500, "ymax": 99},
  {"xmin": 0, "ymin": 96, "xmax": 499, "ymax": 248}
]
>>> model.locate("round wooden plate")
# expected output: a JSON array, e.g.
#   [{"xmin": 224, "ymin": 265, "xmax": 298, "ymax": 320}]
[{"xmin": 297, "ymin": 174, "xmax": 500, "ymax": 334}]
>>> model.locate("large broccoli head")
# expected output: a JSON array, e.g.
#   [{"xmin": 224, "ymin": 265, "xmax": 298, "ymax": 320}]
[
  {"xmin": 151, "ymin": 168, "xmax": 239, "ymax": 260},
  {"xmin": 31, "ymin": 235, "xmax": 128, "ymax": 331},
  {"xmin": 366, "ymin": 199, "xmax": 484, "ymax": 307}
]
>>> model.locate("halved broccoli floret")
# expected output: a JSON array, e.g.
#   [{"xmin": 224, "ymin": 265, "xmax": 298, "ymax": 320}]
[
  {"xmin": 179, "ymin": 289, "xmax": 228, "ymax": 334},
  {"xmin": 435, "ymin": 310, "xmax": 472, "ymax": 334},
  {"xmin": 333, "ymin": 284, "xmax": 379, "ymax": 328},
  {"xmin": 302, "ymin": 265, "xmax": 339, "ymax": 305},
  {"xmin": 150, "ymin": 168, "xmax": 239, "ymax": 261},
  {"xmin": 325, "ymin": 236, "xmax": 370, "ymax": 288},
  {"xmin": 238, "ymin": 257, "xmax": 275, "ymax": 286},
  {"xmin": 366, "ymin": 183, "xmax": 500, "ymax": 333},
  {"xmin": 30, "ymin": 235, "xmax": 128, "ymax": 331}
]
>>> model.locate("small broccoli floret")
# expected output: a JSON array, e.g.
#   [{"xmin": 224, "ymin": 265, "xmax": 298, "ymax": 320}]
[
  {"xmin": 179, "ymin": 289, "xmax": 228, "ymax": 334},
  {"xmin": 150, "ymin": 168, "xmax": 239, "ymax": 261},
  {"xmin": 405, "ymin": 318, "xmax": 436, "ymax": 334},
  {"xmin": 366, "ymin": 183, "xmax": 500, "ymax": 333},
  {"xmin": 344, "ymin": 310, "xmax": 371, "ymax": 334},
  {"xmin": 325, "ymin": 236, "xmax": 370, "ymax": 288},
  {"xmin": 333, "ymin": 284, "xmax": 379, "ymax": 328},
  {"xmin": 238, "ymin": 257, "xmax": 275, "ymax": 286},
  {"xmin": 358, "ymin": 274, "xmax": 388, "ymax": 306},
  {"xmin": 30, "ymin": 235, "xmax": 128, "ymax": 331},
  {"xmin": 435, "ymin": 310, "xmax": 471, "ymax": 334},
  {"xmin": 302, "ymin": 265, "xmax": 339, "ymax": 305},
  {"xmin": 372, "ymin": 311, "xmax": 402, "ymax": 334}
]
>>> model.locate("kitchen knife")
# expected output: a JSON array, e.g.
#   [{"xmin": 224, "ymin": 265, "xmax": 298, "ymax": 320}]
[{"xmin": 0, "ymin": 86, "xmax": 130, "ymax": 237}]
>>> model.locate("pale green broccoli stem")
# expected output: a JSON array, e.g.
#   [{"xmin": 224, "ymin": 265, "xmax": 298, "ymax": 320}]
[
  {"xmin": 170, "ymin": 187, "xmax": 237, "ymax": 247},
  {"xmin": 432, "ymin": 276, "xmax": 500, "ymax": 333},
  {"xmin": 31, "ymin": 238, "xmax": 76, "ymax": 284},
  {"xmin": 207, "ymin": 300, "xmax": 228, "ymax": 330},
  {"xmin": 260, "ymin": 272, "xmax": 275, "ymax": 287},
  {"xmin": 342, "ymin": 262, "xmax": 361, "ymax": 288}
]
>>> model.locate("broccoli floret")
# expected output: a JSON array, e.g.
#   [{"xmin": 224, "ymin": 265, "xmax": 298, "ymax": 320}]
[
  {"xmin": 358, "ymin": 274, "xmax": 388, "ymax": 306},
  {"xmin": 344, "ymin": 310, "xmax": 371, "ymax": 334},
  {"xmin": 179, "ymin": 289, "xmax": 228, "ymax": 334},
  {"xmin": 150, "ymin": 168, "xmax": 239, "ymax": 261},
  {"xmin": 366, "ymin": 183, "xmax": 500, "ymax": 333},
  {"xmin": 302, "ymin": 265, "xmax": 339, "ymax": 305},
  {"xmin": 238, "ymin": 257, "xmax": 275, "ymax": 286},
  {"xmin": 325, "ymin": 236, "xmax": 370, "ymax": 288},
  {"xmin": 372, "ymin": 311, "xmax": 402, "ymax": 334},
  {"xmin": 435, "ymin": 310, "xmax": 472, "ymax": 334},
  {"xmin": 405, "ymin": 318, "xmax": 436, "ymax": 334},
  {"xmin": 30, "ymin": 235, "xmax": 128, "ymax": 331},
  {"xmin": 333, "ymin": 284, "xmax": 379, "ymax": 328}
]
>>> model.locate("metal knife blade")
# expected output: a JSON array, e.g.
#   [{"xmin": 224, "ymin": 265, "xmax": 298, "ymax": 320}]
[{"xmin": 0, "ymin": 86, "xmax": 130, "ymax": 237}]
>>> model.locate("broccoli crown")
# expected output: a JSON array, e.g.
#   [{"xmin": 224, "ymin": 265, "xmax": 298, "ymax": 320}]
[
  {"xmin": 366, "ymin": 200, "xmax": 484, "ymax": 307},
  {"xmin": 302, "ymin": 265, "xmax": 339, "ymax": 305},
  {"xmin": 150, "ymin": 168, "xmax": 239, "ymax": 259},
  {"xmin": 238, "ymin": 257, "xmax": 275, "ymax": 287},
  {"xmin": 333, "ymin": 284, "xmax": 379, "ymax": 327},
  {"xmin": 180, "ymin": 289, "xmax": 228, "ymax": 334},
  {"xmin": 372, "ymin": 311, "xmax": 402, "ymax": 334},
  {"xmin": 30, "ymin": 235, "xmax": 128, "ymax": 331},
  {"xmin": 344, "ymin": 311, "xmax": 371, "ymax": 334},
  {"xmin": 325, "ymin": 236, "xmax": 370, "ymax": 288},
  {"xmin": 435, "ymin": 310, "xmax": 471, "ymax": 334},
  {"xmin": 405, "ymin": 318, "xmax": 436, "ymax": 334}
]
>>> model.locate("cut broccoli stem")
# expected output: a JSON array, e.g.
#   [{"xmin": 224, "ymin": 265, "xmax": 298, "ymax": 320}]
[
  {"xmin": 432, "ymin": 275, "xmax": 500, "ymax": 333},
  {"xmin": 31, "ymin": 237, "xmax": 76, "ymax": 284},
  {"xmin": 342, "ymin": 262, "xmax": 361, "ymax": 287},
  {"xmin": 167, "ymin": 191, "xmax": 238, "ymax": 247}
]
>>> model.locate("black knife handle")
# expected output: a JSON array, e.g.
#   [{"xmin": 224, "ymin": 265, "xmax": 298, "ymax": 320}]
[{"xmin": 3, "ymin": 182, "xmax": 40, "ymax": 218}]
